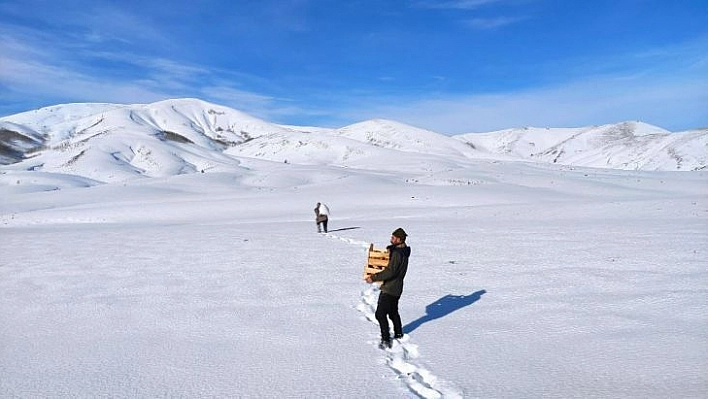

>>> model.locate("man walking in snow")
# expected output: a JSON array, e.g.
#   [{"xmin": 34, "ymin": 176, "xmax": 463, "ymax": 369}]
[
  {"xmin": 314, "ymin": 202, "xmax": 329, "ymax": 233},
  {"xmin": 365, "ymin": 228, "xmax": 410, "ymax": 349}
]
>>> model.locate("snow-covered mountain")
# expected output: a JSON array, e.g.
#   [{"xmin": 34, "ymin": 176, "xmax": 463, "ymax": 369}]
[
  {"xmin": 0, "ymin": 99, "xmax": 293, "ymax": 182},
  {"xmin": 0, "ymin": 99, "xmax": 488, "ymax": 183},
  {"xmin": 455, "ymin": 122, "xmax": 707, "ymax": 171},
  {"xmin": 1, "ymin": 99, "xmax": 705, "ymax": 185}
]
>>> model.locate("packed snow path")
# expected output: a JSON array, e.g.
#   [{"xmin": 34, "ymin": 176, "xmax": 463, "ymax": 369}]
[{"xmin": 328, "ymin": 234, "xmax": 463, "ymax": 399}]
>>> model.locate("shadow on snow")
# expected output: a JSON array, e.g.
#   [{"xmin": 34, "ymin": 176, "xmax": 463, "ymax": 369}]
[
  {"xmin": 327, "ymin": 227, "xmax": 361, "ymax": 232},
  {"xmin": 403, "ymin": 290, "xmax": 486, "ymax": 334}
]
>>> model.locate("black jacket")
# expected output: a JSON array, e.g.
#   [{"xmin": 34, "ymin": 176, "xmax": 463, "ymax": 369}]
[{"xmin": 371, "ymin": 244, "xmax": 410, "ymax": 297}]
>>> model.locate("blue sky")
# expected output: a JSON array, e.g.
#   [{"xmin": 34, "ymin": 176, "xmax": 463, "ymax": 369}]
[{"xmin": 1, "ymin": 0, "xmax": 707, "ymax": 134}]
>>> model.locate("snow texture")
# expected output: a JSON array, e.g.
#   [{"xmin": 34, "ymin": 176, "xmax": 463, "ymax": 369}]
[{"xmin": 1, "ymin": 99, "xmax": 707, "ymax": 397}]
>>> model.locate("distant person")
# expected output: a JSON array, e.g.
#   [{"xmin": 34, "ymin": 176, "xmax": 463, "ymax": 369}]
[
  {"xmin": 365, "ymin": 228, "xmax": 410, "ymax": 349},
  {"xmin": 314, "ymin": 202, "xmax": 329, "ymax": 233}
]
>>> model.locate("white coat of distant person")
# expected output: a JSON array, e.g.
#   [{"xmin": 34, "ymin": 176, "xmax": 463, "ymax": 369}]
[{"xmin": 314, "ymin": 202, "xmax": 330, "ymax": 233}]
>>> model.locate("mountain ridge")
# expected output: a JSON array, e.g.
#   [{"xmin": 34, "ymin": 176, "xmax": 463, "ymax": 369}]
[
  {"xmin": 455, "ymin": 122, "xmax": 706, "ymax": 171},
  {"xmin": 1, "ymin": 98, "xmax": 705, "ymax": 180}
]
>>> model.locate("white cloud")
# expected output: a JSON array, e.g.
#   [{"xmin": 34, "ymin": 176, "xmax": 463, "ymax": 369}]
[
  {"xmin": 0, "ymin": 34, "xmax": 169, "ymax": 105},
  {"xmin": 0, "ymin": 23, "xmax": 270, "ymax": 112},
  {"xmin": 413, "ymin": 0, "xmax": 531, "ymax": 31},
  {"xmin": 201, "ymin": 86, "xmax": 275, "ymax": 108},
  {"xmin": 414, "ymin": 0, "xmax": 507, "ymax": 10},
  {"xmin": 7, "ymin": 1, "xmax": 167, "ymax": 47},
  {"xmin": 0, "ymin": 54, "xmax": 169, "ymax": 105},
  {"xmin": 466, "ymin": 16, "xmax": 526, "ymax": 29},
  {"xmin": 358, "ymin": 72, "xmax": 708, "ymax": 134},
  {"xmin": 320, "ymin": 36, "xmax": 708, "ymax": 133}
]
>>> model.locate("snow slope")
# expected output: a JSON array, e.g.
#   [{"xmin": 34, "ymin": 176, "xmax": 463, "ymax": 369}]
[
  {"xmin": 0, "ymin": 121, "xmax": 46, "ymax": 164},
  {"xmin": 0, "ymin": 99, "xmax": 293, "ymax": 182},
  {"xmin": 335, "ymin": 119, "xmax": 476, "ymax": 159},
  {"xmin": 455, "ymin": 122, "xmax": 708, "ymax": 171}
]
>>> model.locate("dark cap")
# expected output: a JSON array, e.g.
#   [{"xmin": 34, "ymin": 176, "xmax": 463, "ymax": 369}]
[{"xmin": 392, "ymin": 227, "xmax": 407, "ymax": 240}]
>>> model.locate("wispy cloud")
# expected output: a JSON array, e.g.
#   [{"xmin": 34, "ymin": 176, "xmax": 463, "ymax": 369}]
[
  {"xmin": 319, "ymin": 37, "xmax": 708, "ymax": 133},
  {"xmin": 0, "ymin": 53, "xmax": 169, "ymax": 106},
  {"xmin": 414, "ymin": 0, "xmax": 507, "ymax": 10},
  {"xmin": 344, "ymin": 72, "xmax": 708, "ymax": 133},
  {"xmin": 465, "ymin": 16, "xmax": 527, "ymax": 29},
  {"xmin": 0, "ymin": 20, "xmax": 275, "ymax": 114},
  {"xmin": 200, "ymin": 86, "xmax": 278, "ymax": 113},
  {"xmin": 413, "ymin": 0, "xmax": 531, "ymax": 30}
]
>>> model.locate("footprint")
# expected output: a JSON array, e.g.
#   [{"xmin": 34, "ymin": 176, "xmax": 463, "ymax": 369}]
[{"xmin": 339, "ymin": 233, "xmax": 463, "ymax": 398}]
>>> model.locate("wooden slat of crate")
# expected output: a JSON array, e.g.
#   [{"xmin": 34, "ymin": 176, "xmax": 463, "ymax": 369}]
[
  {"xmin": 364, "ymin": 244, "xmax": 389, "ymax": 279},
  {"xmin": 364, "ymin": 265, "xmax": 385, "ymax": 275},
  {"xmin": 367, "ymin": 258, "xmax": 389, "ymax": 267}
]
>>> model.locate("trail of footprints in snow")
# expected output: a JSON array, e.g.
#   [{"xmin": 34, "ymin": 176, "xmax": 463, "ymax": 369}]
[{"xmin": 326, "ymin": 233, "xmax": 463, "ymax": 399}]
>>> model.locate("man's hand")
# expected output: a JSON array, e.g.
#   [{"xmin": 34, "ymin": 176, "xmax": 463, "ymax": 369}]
[{"xmin": 365, "ymin": 276, "xmax": 373, "ymax": 284}]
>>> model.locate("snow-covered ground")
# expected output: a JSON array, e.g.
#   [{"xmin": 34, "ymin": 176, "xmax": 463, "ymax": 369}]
[{"xmin": 1, "ymin": 155, "xmax": 706, "ymax": 397}]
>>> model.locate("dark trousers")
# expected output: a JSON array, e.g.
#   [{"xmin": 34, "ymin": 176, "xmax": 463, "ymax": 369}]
[
  {"xmin": 317, "ymin": 219, "xmax": 328, "ymax": 232},
  {"xmin": 375, "ymin": 292, "xmax": 402, "ymax": 341}
]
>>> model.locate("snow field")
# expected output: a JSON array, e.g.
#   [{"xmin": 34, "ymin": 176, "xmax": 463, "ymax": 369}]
[{"xmin": 1, "ymin": 159, "xmax": 706, "ymax": 397}]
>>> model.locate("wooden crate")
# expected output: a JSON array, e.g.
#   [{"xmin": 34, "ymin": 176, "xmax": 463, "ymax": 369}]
[{"xmin": 364, "ymin": 244, "xmax": 389, "ymax": 278}]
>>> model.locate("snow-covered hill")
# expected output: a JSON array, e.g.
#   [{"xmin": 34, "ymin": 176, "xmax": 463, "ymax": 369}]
[
  {"xmin": 335, "ymin": 119, "xmax": 476, "ymax": 159},
  {"xmin": 0, "ymin": 99, "xmax": 489, "ymax": 183},
  {"xmin": 0, "ymin": 99, "xmax": 293, "ymax": 182},
  {"xmin": 1, "ymin": 99, "xmax": 706, "ymax": 185},
  {"xmin": 455, "ymin": 122, "xmax": 707, "ymax": 171}
]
